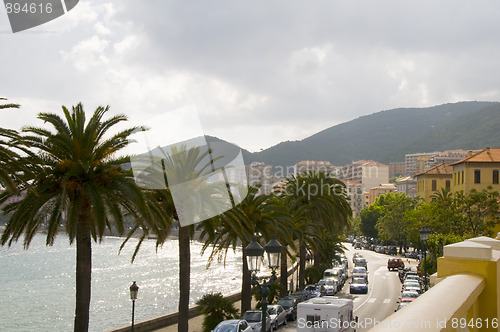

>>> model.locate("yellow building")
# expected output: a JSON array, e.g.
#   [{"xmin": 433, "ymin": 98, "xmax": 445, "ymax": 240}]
[
  {"xmin": 451, "ymin": 147, "xmax": 500, "ymax": 193},
  {"xmin": 368, "ymin": 183, "xmax": 396, "ymax": 205},
  {"xmin": 415, "ymin": 163, "xmax": 453, "ymax": 201}
]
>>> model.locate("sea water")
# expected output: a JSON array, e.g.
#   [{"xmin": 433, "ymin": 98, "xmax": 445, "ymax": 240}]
[{"xmin": 0, "ymin": 233, "xmax": 243, "ymax": 331}]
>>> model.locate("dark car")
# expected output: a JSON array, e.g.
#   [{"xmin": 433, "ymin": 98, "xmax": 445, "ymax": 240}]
[
  {"xmin": 388, "ymin": 258, "xmax": 405, "ymax": 271},
  {"xmin": 276, "ymin": 296, "xmax": 299, "ymax": 321}
]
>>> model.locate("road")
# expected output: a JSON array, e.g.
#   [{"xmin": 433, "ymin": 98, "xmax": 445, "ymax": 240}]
[{"xmin": 279, "ymin": 243, "xmax": 419, "ymax": 331}]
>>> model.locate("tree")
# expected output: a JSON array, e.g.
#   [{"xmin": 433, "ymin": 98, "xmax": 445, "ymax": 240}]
[
  {"xmin": 196, "ymin": 292, "xmax": 239, "ymax": 332},
  {"xmin": 131, "ymin": 143, "xmax": 225, "ymax": 332},
  {"xmin": 359, "ymin": 205, "xmax": 381, "ymax": 238},
  {"xmin": 375, "ymin": 193, "xmax": 419, "ymax": 253},
  {"xmin": 282, "ymin": 171, "xmax": 351, "ymax": 289},
  {"xmin": 1, "ymin": 103, "xmax": 169, "ymax": 332},
  {"xmin": 0, "ymin": 98, "xmax": 22, "ymax": 193},
  {"xmin": 200, "ymin": 185, "xmax": 292, "ymax": 314}
]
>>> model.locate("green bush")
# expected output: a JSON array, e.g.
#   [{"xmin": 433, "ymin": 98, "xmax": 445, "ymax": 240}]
[{"xmin": 196, "ymin": 292, "xmax": 239, "ymax": 332}]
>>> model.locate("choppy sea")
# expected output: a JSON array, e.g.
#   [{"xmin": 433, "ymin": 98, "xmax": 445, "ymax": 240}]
[{"xmin": 0, "ymin": 233, "xmax": 243, "ymax": 332}]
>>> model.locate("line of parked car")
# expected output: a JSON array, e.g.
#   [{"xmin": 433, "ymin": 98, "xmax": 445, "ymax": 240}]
[{"xmin": 395, "ymin": 268, "xmax": 423, "ymax": 312}]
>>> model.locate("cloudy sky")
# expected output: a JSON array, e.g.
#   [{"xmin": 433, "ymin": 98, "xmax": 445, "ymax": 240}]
[{"xmin": 1, "ymin": 1, "xmax": 500, "ymax": 153}]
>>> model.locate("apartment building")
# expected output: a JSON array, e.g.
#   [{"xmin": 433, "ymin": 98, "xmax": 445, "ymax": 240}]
[
  {"xmin": 293, "ymin": 160, "xmax": 337, "ymax": 177},
  {"xmin": 368, "ymin": 183, "xmax": 397, "ymax": 205},
  {"xmin": 389, "ymin": 162, "xmax": 405, "ymax": 178},
  {"xmin": 451, "ymin": 147, "xmax": 500, "ymax": 194},
  {"xmin": 338, "ymin": 160, "xmax": 389, "ymax": 191},
  {"xmin": 415, "ymin": 164, "xmax": 453, "ymax": 201},
  {"xmin": 396, "ymin": 176, "xmax": 417, "ymax": 198},
  {"xmin": 405, "ymin": 150, "xmax": 472, "ymax": 176},
  {"xmin": 343, "ymin": 181, "xmax": 365, "ymax": 217}
]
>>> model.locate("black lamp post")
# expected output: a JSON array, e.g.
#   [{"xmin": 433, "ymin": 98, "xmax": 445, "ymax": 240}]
[
  {"xmin": 419, "ymin": 227, "xmax": 431, "ymax": 291},
  {"xmin": 244, "ymin": 235, "xmax": 283, "ymax": 332},
  {"xmin": 129, "ymin": 281, "xmax": 139, "ymax": 332}
]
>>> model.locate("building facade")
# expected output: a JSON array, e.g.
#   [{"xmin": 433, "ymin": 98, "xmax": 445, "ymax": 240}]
[{"xmin": 415, "ymin": 163, "xmax": 453, "ymax": 201}]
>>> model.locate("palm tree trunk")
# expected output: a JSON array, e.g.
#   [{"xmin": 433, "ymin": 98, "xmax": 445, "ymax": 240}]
[
  {"xmin": 280, "ymin": 249, "xmax": 288, "ymax": 295},
  {"xmin": 299, "ymin": 244, "xmax": 306, "ymax": 290},
  {"xmin": 241, "ymin": 244, "xmax": 252, "ymax": 314},
  {"xmin": 178, "ymin": 225, "xmax": 190, "ymax": 332},
  {"xmin": 74, "ymin": 218, "xmax": 92, "ymax": 332}
]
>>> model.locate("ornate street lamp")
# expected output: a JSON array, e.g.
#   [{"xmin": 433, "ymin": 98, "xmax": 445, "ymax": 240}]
[
  {"xmin": 129, "ymin": 281, "xmax": 139, "ymax": 332},
  {"xmin": 244, "ymin": 235, "xmax": 283, "ymax": 332},
  {"xmin": 419, "ymin": 227, "xmax": 432, "ymax": 291}
]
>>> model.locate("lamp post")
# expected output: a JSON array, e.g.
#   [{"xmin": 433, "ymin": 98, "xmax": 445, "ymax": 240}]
[
  {"xmin": 244, "ymin": 235, "xmax": 283, "ymax": 332},
  {"xmin": 419, "ymin": 227, "xmax": 431, "ymax": 291},
  {"xmin": 129, "ymin": 281, "xmax": 139, "ymax": 332}
]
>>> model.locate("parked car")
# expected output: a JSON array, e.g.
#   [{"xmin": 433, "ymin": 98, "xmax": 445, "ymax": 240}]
[
  {"xmin": 242, "ymin": 310, "xmax": 272, "ymax": 332},
  {"xmin": 387, "ymin": 258, "xmax": 405, "ymax": 271},
  {"xmin": 303, "ymin": 285, "xmax": 321, "ymax": 298},
  {"xmin": 276, "ymin": 296, "xmax": 299, "ymax": 321},
  {"xmin": 317, "ymin": 279, "xmax": 337, "ymax": 295},
  {"xmin": 349, "ymin": 277, "xmax": 368, "ymax": 294},
  {"xmin": 289, "ymin": 291, "xmax": 310, "ymax": 302},
  {"xmin": 400, "ymin": 290, "xmax": 419, "ymax": 303},
  {"xmin": 212, "ymin": 319, "xmax": 253, "ymax": 332},
  {"xmin": 323, "ymin": 269, "xmax": 343, "ymax": 291},
  {"xmin": 267, "ymin": 305, "xmax": 287, "ymax": 329}
]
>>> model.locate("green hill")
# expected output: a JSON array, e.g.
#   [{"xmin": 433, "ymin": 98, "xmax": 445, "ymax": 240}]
[
  {"xmin": 248, "ymin": 101, "xmax": 497, "ymax": 166},
  {"xmin": 384, "ymin": 103, "xmax": 500, "ymax": 161}
]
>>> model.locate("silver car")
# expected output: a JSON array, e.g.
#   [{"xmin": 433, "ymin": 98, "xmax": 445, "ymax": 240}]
[
  {"xmin": 242, "ymin": 310, "xmax": 272, "ymax": 332},
  {"xmin": 212, "ymin": 319, "xmax": 253, "ymax": 332},
  {"xmin": 267, "ymin": 305, "xmax": 287, "ymax": 329}
]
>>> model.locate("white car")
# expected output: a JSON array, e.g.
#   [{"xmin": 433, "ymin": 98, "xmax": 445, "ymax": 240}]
[
  {"xmin": 212, "ymin": 319, "xmax": 253, "ymax": 332},
  {"xmin": 267, "ymin": 305, "xmax": 287, "ymax": 329},
  {"xmin": 242, "ymin": 310, "xmax": 272, "ymax": 332},
  {"xmin": 317, "ymin": 279, "xmax": 337, "ymax": 296}
]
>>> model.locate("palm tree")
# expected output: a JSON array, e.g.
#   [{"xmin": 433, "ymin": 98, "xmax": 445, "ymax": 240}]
[
  {"xmin": 283, "ymin": 171, "xmax": 351, "ymax": 289},
  {"xmin": 200, "ymin": 185, "xmax": 292, "ymax": 314},
  {"xmin": 1, "ymin": 103, "xmax": 169, "ymax": 332},
  {"xmin": 196, "ymin": 292, "xmax": 239, "ymax": 332},
  {"xmin": 0, "ymin": 98, "xmax": 21, "ymax": 193},
  {"xmin": 131, "ymin": 143, "xmax": 225, "ymax": 332}
]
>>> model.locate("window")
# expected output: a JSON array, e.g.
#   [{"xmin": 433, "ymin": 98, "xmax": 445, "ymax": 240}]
[
  {"xmin": 432, "ymin": 180, "xmax": 437, "ymax": 191},
  {"xmin": 462, "ymin": 171, "xmax": 464, "ymax": 184},
  {"xmin": 306, "ymin": 314, "xmax": 321, "ymax": 323},
  {"xmin": 446, "ymin": 180, "xmax": 451, "ymax": 188},
  {"xmin": 474, "ymin": 170, "xmax": 481, "ymax": 184},
  {"xmin": 493, "ymin": 170, "xmax": 499, "ymax": 184}
]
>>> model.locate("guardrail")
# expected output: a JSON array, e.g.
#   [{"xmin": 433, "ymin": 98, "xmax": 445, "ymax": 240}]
[{"xmin": 370, "ymin": 236, "xmax": 500, "ymax": 332}]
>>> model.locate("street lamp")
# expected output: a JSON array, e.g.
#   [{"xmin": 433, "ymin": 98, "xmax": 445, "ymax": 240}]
[
  {"xmin": 244, "ymin": 235, "xmax": 283, "ymax": 332},
  {"xmin": 129, "ymin": 281, "xmax": 139, "ymax": 332},
  {"xmin": 419, "ymin": 227, "xmax": 431, "ymax": 291}
]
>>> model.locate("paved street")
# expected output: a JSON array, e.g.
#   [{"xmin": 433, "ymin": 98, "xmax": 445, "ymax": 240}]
[{"xmin": 278, "ymin": 243, "xmax": 419, "ymax": 332}]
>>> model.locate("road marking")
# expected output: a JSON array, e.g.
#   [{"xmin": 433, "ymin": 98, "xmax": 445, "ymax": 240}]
[
  {"xmin": 383, "ymin": 299, "xmax": 391, "ymax": 304},
  {"xmin": 368, "ymin": 298, "xmax": 376, "ymax": 303},
  {"xmin": 353, "ymin": 297, "xmax": 360, "ymax": 303},
  {"xmin": 355, "ymin": 266, "xmax": 385, "ymax": 311}
]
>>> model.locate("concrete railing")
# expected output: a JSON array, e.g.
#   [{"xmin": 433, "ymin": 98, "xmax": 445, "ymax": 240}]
[{"xmin": 370, "ymin": 236, "xmax": 500, "ymax": 332}]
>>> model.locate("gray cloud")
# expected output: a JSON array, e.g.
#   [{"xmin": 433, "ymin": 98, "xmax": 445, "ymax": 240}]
[{"xmin": 1, "ymin": 1, "xmax": 500, "ymax": 152}]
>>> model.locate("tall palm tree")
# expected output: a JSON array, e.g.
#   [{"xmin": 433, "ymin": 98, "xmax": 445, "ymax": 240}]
[
  {"xmin": 200, "ymin": 185, "xmax": 292, "ymax": 314},
  {"xmin": 131, "ymin": 143, "xmax": 225, "ymax": 332},
  {"xmin": 1, "ymin": 103, "xmax": 169, "ymax": 332},
  {"xmin": 283, "ymin": 171, "xmax": 351, "ymax": 289}
]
